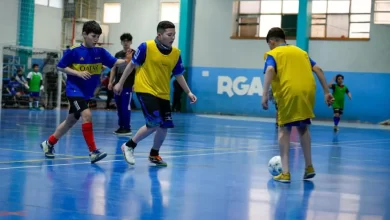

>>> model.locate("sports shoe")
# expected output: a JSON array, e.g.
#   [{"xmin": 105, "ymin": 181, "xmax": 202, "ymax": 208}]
[
  {"xmin": 149, "ymin": 155, "xmax": 168, "ymax": 167},
  {"xmin": 273, "ymin": 172, "xmax": 291, "ymax": 183},
  {"xmin": 121, "ymin": 143, "xmax": 135, "ymax": 165},
  {"xmin": 89, "ymin": 149, "xmax": 107, "ymax": 163},
  {"xmin": 303, "ymin": 165, "xmax": 316, "ymax": 180},
  {"xmin": 40, "ymin": 141, "xmax": 55, "ymax": 159},
  {"xmin": 114, "ymin": 128, "xmax": 132, "ymax": 136}
]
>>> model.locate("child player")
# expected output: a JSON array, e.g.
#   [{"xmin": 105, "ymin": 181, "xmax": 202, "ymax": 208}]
[
  {"xmin": 262, "ymin": 27, "xmax": 334, "ymax": 183},
  {"xmin": 27, "ymin": 64, "xmax": 43, "ymax": 109},
  {"xmin": 114, "ymin": 21, "xmax": 197, "ymax": 166},
  {"xmin": 108, "ymin": 33, "xmax": 135, "ymax": 136},
  {"xmin": 329, "ymin": 74, "xmax": 352, "ymax": 131},
  {"xmin": 40, "ymin": 21, "xmax": 125, "ymax": 163}
]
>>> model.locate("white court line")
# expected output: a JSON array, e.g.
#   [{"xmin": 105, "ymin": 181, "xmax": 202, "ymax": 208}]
[
  {"xmin": 197, "ymin": 115, "xmax": 390, "ymax": 130},
  {"xmin": 0, "ymin": 139, "xmax": 389, "ymax": 170}
]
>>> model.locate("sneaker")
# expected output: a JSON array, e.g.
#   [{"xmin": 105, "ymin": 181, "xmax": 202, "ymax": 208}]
[
  {"xmin": 303, "ymin": 165, "xmax": 316, "ymax": 180},
  {"xmin": 273, "ymin": 172, "xmax": 291, "ymax": 183},
  {"xmin": 121, "ymin": 143, "xmax": 135, "ymax": 165},
  {"xmin": 40, "ymin": 141, "xmax": 55, "ymax": 159},
  {"xmin": 114, "ymin": 128, "xmax": 132, "ymax": 136},
  {"xmin": 149, "ymin": 155, "xmax": 168, "ymax": 167},
  {"xmin": 333, "ymin": 126, "xmax": 339, "ymax": 131},
  {"xmin": 89, "ymin": 149, "xmax": 107, "ymax": 163}
]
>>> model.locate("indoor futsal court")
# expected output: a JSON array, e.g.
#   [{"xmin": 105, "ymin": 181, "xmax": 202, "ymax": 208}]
[{"xmin": 0, "ymin": 109, "xmax": 389, "ymax": 219}]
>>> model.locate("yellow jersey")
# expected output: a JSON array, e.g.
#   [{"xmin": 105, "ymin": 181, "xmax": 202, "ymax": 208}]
[
  {"xmin": 133, "ymin": 40, "xmax": 181, "ymax": 100},
  {"xmin": 265, "ymin": 45, "xmax": 316, "ymax": 125}
]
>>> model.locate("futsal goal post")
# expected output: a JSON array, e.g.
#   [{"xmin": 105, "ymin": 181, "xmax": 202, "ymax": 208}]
[{"xmin": 0, "ymin": 45, "xmax": 65, "ymax": 110}]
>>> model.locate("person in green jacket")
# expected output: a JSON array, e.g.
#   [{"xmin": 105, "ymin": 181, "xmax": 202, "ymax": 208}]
[
  {"xmin": 329, "ymin": 74, "xmax": 352, "ymax": 131},
  {"xmin": 27, "ymin": 64, "xmax": 43, "ymax": 109}
]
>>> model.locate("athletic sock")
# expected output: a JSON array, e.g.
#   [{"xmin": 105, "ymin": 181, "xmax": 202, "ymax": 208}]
[
  {"xmin": 126, "ymin": 139, "xmax": 137, "ymax": 149},
  {"xmin": 82, "ymin": 122, "xmax": 97, "ymax": 152}
]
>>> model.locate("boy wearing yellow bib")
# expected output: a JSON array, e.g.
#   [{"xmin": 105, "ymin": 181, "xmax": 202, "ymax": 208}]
[
  {"xmin": 114, "ymin": 21, "xmax": 197, "ymax": 166},
  {"xmin": 262, "ymin": 28, "xmax": 334, "ymax": 183}
]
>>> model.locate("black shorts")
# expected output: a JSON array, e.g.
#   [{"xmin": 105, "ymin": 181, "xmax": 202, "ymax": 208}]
[
  {"xmin": 136, "ymin": 92, "xmax": 173, "ymax": 128},
  {"xmin": 333, "ymin": 108, "xmax": 344, "ymax": 115},
  {"xmin": 68, "ymin": 97, "xmax": 90, "ymax": 119}
]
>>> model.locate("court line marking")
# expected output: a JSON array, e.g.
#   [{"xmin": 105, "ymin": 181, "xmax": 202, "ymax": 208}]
[{"xmin": 0, "ymin": 140, "xmax": 389, "ymax": 170}]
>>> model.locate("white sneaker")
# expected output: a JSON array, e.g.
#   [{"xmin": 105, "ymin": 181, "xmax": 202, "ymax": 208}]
[{"xmin": 121, "ymin": 143, "xmax": 135, "ymax": 165}]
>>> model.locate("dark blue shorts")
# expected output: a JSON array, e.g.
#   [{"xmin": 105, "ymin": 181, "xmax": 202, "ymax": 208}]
[
  {"xmin": 30, "ymin": 92, "xmax": 40, "ymax": 97},
  {"xmin": 280, "ymin": 118, "xmax": 311, "ymax": 128},
  {"xmin": 137, "ymin": 92, "xmax": 173, "ymax": 129}
]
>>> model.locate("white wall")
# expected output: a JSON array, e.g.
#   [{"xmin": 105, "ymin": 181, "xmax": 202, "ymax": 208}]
[
  {"xmin": 33, "ymin": 5, "xmax": 63, "ymax": 50},
  {"xmin": 0, "ymin": 0, "xmax": 19, "ymax": 45},
  {"xmin": 103, "ymin": 0, "xmax": 180, "ymax": 54},
  {"xmin": 191, "ymin": 0, "xmax": 390, "ymax": 73}
]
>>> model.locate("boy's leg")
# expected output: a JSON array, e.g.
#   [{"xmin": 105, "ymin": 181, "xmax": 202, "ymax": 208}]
[
  {"xmin": 333, "ymin": 109, "xmax": 341, "ymax": 130},
  {"xmin": 148, "ymin": 97, "xmax": 173, "ymax": 166},
  {"xmin": 114, "ymin": 92, "xmax": 123, "ymax": 132},
  {"xmin": 273, "ymin": 124, "xmax": 292, "ymax": 183},
  {"xmin": 122, "ymin": 93, "xmax": 161, "ymax": 165},
  {"xmin": 116, "ymin": 87, "xmax": 132, "ymax": 135},
  {"xmin": 297, "ymin": 123, "xmax": 316, "ymax": 179}
]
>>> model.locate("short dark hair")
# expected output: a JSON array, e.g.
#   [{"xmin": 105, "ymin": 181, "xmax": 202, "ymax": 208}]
[
  {"xmin": 335, "ymin": 74, "xmax": 344, "ymax": 82},
  {"xmin": 157, "ymin": 21, "xmax": 175, "ymax": 34},
  {"xmin": 120, "ymin": 33, "xmax": 133, "ymax": 41},
  {"xmin": 82, "ymin": 20, "xmax": 102, "ymax": 35},
  {"xmin": 266, "ymin": 27, "xmax": 286, "ymax": 43},
  {"xmin": 32, "ymin": 64, "xmax": 39, "ymax": 68}
]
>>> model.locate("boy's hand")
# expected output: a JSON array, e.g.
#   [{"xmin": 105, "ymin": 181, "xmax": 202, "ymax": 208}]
[
  {"xmin": 325, "ymin": 93, "xmax": 334, "ymax": 106},
  {"xmin": 108, "ymin": 83, "xmax": 113, "ymax": 90},
  {"xmin": 77, "ymin": 71, "xmax": 91, "ymax": 80},
  {"xmin": 188, "ymin": 92, "xmax": 197, "ymax": 104},
  {"xmin": 262, "ymin": 95, "xmax": 269, "ymax": 110},
  {"xmin": 113, "ymin": 83, "xmax": 123, "ymax": 95}
]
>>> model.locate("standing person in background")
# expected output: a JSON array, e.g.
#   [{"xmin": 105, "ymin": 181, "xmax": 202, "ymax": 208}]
[
  {"xmin": 329, "ymin": 74, "xmax": 352, "ymax": 131},
  {"xmin": 27, "ymin": 64, "xmax": 43, "ymax": 110},
  {"xmin": 108, "ymin": 33, "xmax": 135, "ymax": 136}
]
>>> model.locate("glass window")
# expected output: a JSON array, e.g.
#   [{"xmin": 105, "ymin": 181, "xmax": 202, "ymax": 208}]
[
  {"xmin": 350, "ymin": 14, "xmax": 371, "ymax": 22},
  {"xmin": 103, "ymin": 3, "xmax": 121, "ymax": 24},
  {"xmin": 374, "ymin": 12, "xmax": 390, "ymax": 24},
  {"xmin": 312, "ymin": 0, "xmax": 327, "ymax": 14},
  {"xmin": 327, "ymin": 1, "xmax": 350, "ymax": 13},
  {"xmin": 239, "ymin": 1, "xmax": 261, "ymax": 14},
  {"xmin": 49, "ymin": 0, "xmax": 63, "ymax": 8},
  {"xmin": 375, "ymin": 1, "xmax": 390, "ymax": 11},
  {"xmin": 351, "ymin": 0, "xmax": 372, "ymax": 13},
  {"xmin": 326, "ymin": 15, "xmax": 349, "ymax": 37},
  {"xmin": 35, "ymin": 0, "xmax": 48, "ymax": 6},
  {"xmin": 311, "ymin": 25, "xmax": 326, "ymax": 37},
  {"xmin": 349, "ymin": 23, "xmax": 370, "ymax": 38},
  {"xmin": 282, "ymin": 0, "xmax": 299, "ymax": 14},
  {"xmin": 160, "ymin": 2, "xmax": 180, "ymax": 23},
  {"xmin": 259, "ymin": 15, "xmax": 281, "ymax": 37},
  {"xmin": 261, "ymin": 0, "xmax": 282, "ymax": 14}
]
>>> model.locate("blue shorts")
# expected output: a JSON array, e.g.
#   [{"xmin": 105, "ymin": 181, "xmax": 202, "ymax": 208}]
[
  {"xmin": 137, "ymin": 92, "xmax": 174, "ymax": 129},
  {"xmin": 280, "ymin": 118, "xmax": 311, "ymax": 128},
  {"xmin": 30, "ymin": 92, "xmax": 40, "ymax": 97}
]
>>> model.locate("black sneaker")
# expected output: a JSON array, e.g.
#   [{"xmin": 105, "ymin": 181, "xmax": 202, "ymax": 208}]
[{"xmin": 114, "ymin": 128, "xmax": 132, "ymax": 136}]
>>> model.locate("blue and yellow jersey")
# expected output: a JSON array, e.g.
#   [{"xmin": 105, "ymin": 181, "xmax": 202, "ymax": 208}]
[
  {"xmin": 264, "ymin": 45, "xmax": 317, "ymax": 125},
  {"xmin": 131, "ymin": 40, "xmax": 184, "ymax": 100},
  {"xmin": 57, "ymin": 44, "xmax": 117, "ymax": 99}
]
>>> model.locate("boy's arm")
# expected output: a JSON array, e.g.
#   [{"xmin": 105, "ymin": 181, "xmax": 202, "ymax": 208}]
[
  {"xmin": 117, "ymin": 43, "xmax": 146, "ymax": 86},
  {"xmin": 346, "ymin": 88, "xmax": 352, "ymax": 100},
  {"xmin": 262, "ymin": 55, "xmax": 276, "ymax": 97}
]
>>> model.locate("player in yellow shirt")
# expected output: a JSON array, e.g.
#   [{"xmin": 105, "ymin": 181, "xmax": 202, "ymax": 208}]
[
  {"xmin": 262, "ymin": 27, "xmax": 334, "ymax": 183},
  {"xmin": 114, "ymin": 21, "xmax": 197, "ymax": 166}
]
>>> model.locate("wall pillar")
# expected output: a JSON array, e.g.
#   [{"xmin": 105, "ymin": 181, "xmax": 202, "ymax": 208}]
[
  {"xmin": 18, "ymin": 0, "xmax": 35, "ymax": 70},
  {"xmin": 296, "ymin": 0, "xmax": 312, "ymax": 51},
  {"xmin": 178, "ymin": 0, "xmax": 194, "ymax": 112}
]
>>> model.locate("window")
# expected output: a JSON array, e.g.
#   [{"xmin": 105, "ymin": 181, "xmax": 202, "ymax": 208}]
[
  {"xmin": 310, "ymin": 0, "xmax": 372, "ymax": 39},
  {"xmin": 160, "ymin": 2, "xmax": 180, "ymax": 23},
  {"xmin": 232, "ymin": 0, "xmax": 375, "ymax": 40},
  {"xmin": 35, "ymin": 0, "xmax": 63, "ymax": 8},
  {"xmin": 374, "ymin": 0, "xmax": 390, "ymax": 24},
  {"xmin": 103, "ymin": 3, "xmax": 121, "ymax": 24}
]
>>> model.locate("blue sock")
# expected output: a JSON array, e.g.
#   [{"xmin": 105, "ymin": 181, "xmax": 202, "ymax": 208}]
[{"xmin": 333, "ymin": 117, "xmax": 340, "ymax": 126}]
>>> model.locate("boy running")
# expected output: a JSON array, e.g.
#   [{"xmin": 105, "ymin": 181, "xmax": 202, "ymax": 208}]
[
  {"xmin": 40, "ymin": 20, "xmax": 125, "ymax": 163},
  {"xmin": 262, "ymin": 27, "xmax": 334, "ymax": 183},
  {"xmin": 114, "ymin": 21, "xmax": 197, "ymax": 166},
  {"xmin": 329, "ymin": 74, "xmax": 352, "ymax": 131}
]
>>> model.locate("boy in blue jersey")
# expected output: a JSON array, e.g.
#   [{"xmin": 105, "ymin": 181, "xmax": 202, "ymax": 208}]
[
  {"xmin": 40, "ymin": 21, "xmax": 125, "ymax": 163},
  {"xmin": 114, "ymin": 21, "xmax": 197, "ymax": 166}
]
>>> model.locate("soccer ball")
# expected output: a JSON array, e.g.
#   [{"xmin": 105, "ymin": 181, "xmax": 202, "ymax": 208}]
[{"xmin": 268, "ymin": 156, "xmax": 282, "ymax": 176}]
